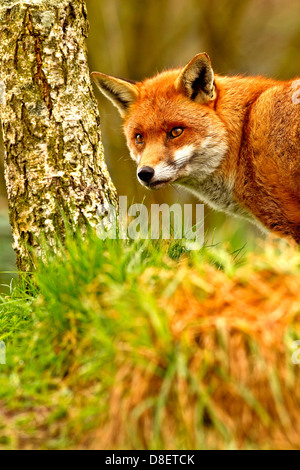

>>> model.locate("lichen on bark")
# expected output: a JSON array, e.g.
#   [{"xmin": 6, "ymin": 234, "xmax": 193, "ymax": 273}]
[{"xmin": 0, "ymin": 0, "xmax": 117, "ymax": 271}]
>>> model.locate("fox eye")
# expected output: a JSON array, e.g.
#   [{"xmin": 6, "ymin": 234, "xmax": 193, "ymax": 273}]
[
  {"xmin": 170, "ymin": 127, "xmax": 184, "ymax": 138},
  {"xmin": 135, "ymin": 133, "xmax": 144, "ymax": 144}
]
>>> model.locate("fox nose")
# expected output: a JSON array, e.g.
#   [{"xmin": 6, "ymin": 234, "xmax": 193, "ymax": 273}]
[{"xmin": 138, "ymin": 166, "xmax": 155, "ymax": 183}]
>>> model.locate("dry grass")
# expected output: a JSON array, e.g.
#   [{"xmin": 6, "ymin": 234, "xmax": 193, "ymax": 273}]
[{"xmin": 87, "ymin": 243, "xmax": 300, "ymax": 450}]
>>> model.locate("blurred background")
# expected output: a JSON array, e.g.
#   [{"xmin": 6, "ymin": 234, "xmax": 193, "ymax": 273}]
[{"xmin": 1, "ymin": 0, "xmax": 300, "ymax": 288}]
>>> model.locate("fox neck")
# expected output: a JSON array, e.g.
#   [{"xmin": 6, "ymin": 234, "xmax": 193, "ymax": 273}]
[
  {"xmin": 177, "ymin": 164, "xmax": 266, "ymax": 232},
  {"xmin": 177, "ymin": 173, "xmax": 251, "ymax": 219},
  {"xmin": 213, "ymin": 74, "xmax": 278, "ymax": 179},
  {"xmin": 177, "ymin": 75, "xmax": 278, "ymax": 225}
]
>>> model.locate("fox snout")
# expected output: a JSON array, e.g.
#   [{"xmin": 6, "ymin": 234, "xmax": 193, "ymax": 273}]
[
  {"xmin": 136, "ymin": 144, "xmax": 200, "ymax": 189},
  {"xmin": 137, "ymin": 166, "xmax": 155, "ymax": 184},
  {"xmin": 137, "ymin": 164, "xmax": 169, "ymax": 189},
  {"xmin": 137, "ymin": 161, "xmax": 180, "ymax": 189}
]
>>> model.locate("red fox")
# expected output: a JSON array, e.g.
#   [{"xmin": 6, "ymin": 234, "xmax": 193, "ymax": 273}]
[{"xmin": 92, "ymin": 53, "xmax": 300, "ymax": 244}]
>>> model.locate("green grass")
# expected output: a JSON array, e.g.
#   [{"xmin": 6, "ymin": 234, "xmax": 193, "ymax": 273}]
[
  {"xmin": 0, "ymin": 230, "xmax": 299, "ymax": 449},
  {"xmin": 0, "ymin": 211, "xmax": 17, "ymax": 294},
  {"xmin": 0, "ymin": 234, "xmax": 194, "ymax": 448}
]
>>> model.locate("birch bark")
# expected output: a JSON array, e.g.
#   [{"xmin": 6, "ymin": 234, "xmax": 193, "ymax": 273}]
[{"xmin": 0, "ymin": 0, "xmax": 117, "ymax": 271}]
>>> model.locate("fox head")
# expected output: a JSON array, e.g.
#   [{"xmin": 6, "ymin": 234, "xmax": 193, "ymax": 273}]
[{"xmin": 92, "ymin": 53, "xmax": 228, "ymax": 191}]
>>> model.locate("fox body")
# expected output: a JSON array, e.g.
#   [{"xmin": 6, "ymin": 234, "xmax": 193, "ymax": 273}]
[{"xmin": 92, "ymin": 53, "xmax": 300, "ymax": 243}]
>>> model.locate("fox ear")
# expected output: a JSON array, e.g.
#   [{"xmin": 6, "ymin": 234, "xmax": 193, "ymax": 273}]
[
  {"xmin": 91, "ymin": 72, "xmax": 139, "ymax": 117},
  {"xmin": 176, "ymin": 53, "xmax": 216, "ymax": 103}
]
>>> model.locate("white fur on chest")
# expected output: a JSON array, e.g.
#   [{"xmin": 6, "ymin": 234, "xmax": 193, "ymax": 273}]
[
  {"xmin": 178, "ymin": 172, "xmax": 254, "ymax": 222},
  {"xmin": 179, "ymin": 173, "xmax": 269, "ymax": 234},
  {"xmin": 174, "ymin": 135, "xmax": 257, "ymax": 223}
]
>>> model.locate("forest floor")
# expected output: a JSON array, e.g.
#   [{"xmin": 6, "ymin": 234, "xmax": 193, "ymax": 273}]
[{"xmin": 0, "ymin": 232, "xmax": 300, "ymax": 450}]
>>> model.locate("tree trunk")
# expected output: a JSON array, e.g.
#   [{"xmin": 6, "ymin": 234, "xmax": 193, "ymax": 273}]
[{"xmin": 0, "ymin": 0, "xmax": 117, "ymax": 271}]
